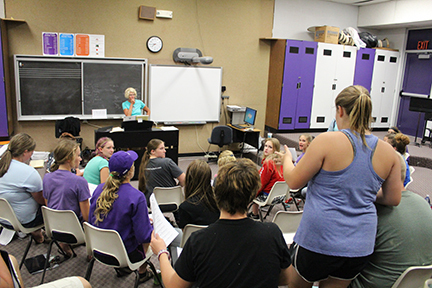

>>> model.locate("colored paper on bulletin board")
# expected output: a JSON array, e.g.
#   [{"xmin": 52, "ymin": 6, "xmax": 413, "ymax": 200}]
[
  {"xmin": 89, "ymin": 34, "xmax": 105, "ymax": 57},
  {"xmin": 42, "ymin": 32, "xmax": 58, "ymax": 56},
  {"xmin": 75, "ymin": 34, "xmax": 90, "ymax": 56},
  {"xmin": 59, "ymin": 33, "xmax": 74, "ymax": 56}
]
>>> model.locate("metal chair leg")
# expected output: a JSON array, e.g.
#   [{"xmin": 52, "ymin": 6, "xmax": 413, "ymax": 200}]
[
  {"xmin": 40, "ymin": 239, "xmax": 55, "ymax": 284},
  {"xmin": 85, "ymin": 258, "xmax": 95, "ymax": 281},
  {"xmin": 19, "ymin": 235, "xmax": 34, "ymax": 269},
  {"xmin": 147, "ymin": 260, "xmax": 163, "ymax": 287},
  {"xmin": 133, "ymin": 270, "xmax": 140, "ymax": 288}
]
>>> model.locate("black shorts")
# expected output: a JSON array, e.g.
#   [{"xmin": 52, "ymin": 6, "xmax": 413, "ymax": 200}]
[{"xmin": 290, "ymin": 242, "xmax": 372, "ymax": 282}]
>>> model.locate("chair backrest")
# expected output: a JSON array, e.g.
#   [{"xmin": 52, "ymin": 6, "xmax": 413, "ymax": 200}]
[
  {"xmin": 180, "ymin": 224, "xmax": 207, "ymax": 248},
  {"xmin": 42, "ymin": 206, "xmax": 85, "ymax": 245},
  {"xmin": 209, "ymin": 126, "xmax": 233, "ymax": 147},
  {"xmin": 266, "ymin": 181, "xmax": 289, "ymax": 204},
  {"xmin": 83, "ymin": 222, "xmax": 144, "ymax": 270},
  {"xmin": 272, "ymin": 210, "xmax": 303, "ymax": 234},
  {"xmin": 0, "ymin": 198, "xmax": 43, "ymax": 234},
  {"xmin": 391, "ymin": 264, "xmax": 432, "ymax": 288},
  {"xmin": 153, "ymin": 186, "xmax": 184, "ymax": 207}
]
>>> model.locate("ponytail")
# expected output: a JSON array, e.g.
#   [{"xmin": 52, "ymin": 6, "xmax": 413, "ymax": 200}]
[
  {"xmin": 0, "ymin": 133, "xmax": 36, "ymax": 177},
  {"xmin": 336, "ymin": 85, "xmax": 372, "ymax": 147},
  {"xmin": 49, "ymin": 139, "xmax": 78, "ymax": 172},
  {"xmin": 93, "ymin": 171, "xmax": 125, "ymax": 224},
  {"xmin": 138, "ymin": 139, "xmax": 163, "ymax": 193}
]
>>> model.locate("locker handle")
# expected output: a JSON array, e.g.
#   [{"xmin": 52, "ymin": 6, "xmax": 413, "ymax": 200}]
[
  {"xmin": 381, "ymin": 87, "xmax": 385, "ymax": 93},
  {"xmin": 332, "ymin": 84, "xmax": 336, "ymax": 90},
  {"xmin": 298, "ymin": 82, "xmax": 301, "ymax": 89}
]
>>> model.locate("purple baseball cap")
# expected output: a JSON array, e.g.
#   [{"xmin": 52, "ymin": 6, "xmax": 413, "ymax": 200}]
[{"xmin": 108, "ymin": 150, "xmax": 138, "ymax": 176}]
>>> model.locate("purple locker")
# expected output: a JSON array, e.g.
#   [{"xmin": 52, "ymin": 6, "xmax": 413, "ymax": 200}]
[
  {"xmin": 397, "ymin": 53, "xmax": 432, "ymax": 136},
  {"xmin": 278, "ymin": 40, "xmax": 317, "ymax": 130},
  {"xmin": 353, "ymin": 48, "xmax": 375, "ymax": 92},
  {"xmin": 0, "ymin": 26, "xmax": 7, "ymax": 138}
]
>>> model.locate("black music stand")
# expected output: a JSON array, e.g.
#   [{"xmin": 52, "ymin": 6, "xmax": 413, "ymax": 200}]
[{"xmin": 409, "ymin": 97, "xmax": 432, "ymax": 147}]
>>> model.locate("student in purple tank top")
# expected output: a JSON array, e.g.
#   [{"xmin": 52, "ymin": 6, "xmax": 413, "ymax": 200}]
[{"xmin": 280, "ymin": 85, "xmax": 403, "ymax": 288}]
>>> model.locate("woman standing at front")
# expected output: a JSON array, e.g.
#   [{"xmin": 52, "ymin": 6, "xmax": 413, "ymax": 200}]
[
  {"xmin": 122, "ymin": 87, "xmax": 150, "ymax": 117},
  {"xmin": 281, "ymin": 85, "xmax": 402, "ymax": 288},
  {"xmin": 83, "ymin": 137, "xmax": 114, "ymax": 185},
  {"xmin": 0, "ymin": 133, "xmax": 45, "ymax": 243}
]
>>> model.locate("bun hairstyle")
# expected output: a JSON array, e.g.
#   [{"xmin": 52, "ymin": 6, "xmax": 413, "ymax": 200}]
[
  {"xmin": 300, "ymin": 134, "xmax": 313, "ymax": 144},
  {"xmin": 50, "ymin": 139, "xmax": 79, "ymax": 172},
  {"xmin": 335, "ymin": 85, "xmax": 372, "ymax": 146},
  {"xmin": 124, "ymin": 87, "xmax": 137, "ymax": 99},
  {"xmin": 0, "ymin": 133, "xmax": 36, "ymax": 177},
  {"xmin": 387, "ymin": 133, "xmax": 410, "ymax": 155},
  {"xmin": 138, "ymin": 138, "xmax": 164, "ymax": 193}
]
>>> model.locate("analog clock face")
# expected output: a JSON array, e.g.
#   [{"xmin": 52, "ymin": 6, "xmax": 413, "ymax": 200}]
[{"xmin": 147, "ymin": 36, "xmax": 163, "ymax": 53}]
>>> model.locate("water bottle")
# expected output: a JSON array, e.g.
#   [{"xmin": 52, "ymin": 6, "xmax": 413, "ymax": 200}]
[{"xmin": 268, "ymin": 132, "xmax": 273, "ymax": 138}]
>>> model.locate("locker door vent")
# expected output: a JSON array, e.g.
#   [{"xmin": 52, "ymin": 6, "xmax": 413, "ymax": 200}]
[
  {"xmin": 362, "ymin": 54, "xmax": 370, "ymax": 60},
  {"xmin": 289, "ymin": 46, "xmax": 299, "ymax": 54},
  {"xmin": 323, "ymin": 49, "xmax": 332, "ymax": 56},
  {"xmin": 343, "ymin": 51, "xmax": 351, "ymax": 58},
  {"xmin": 305, "ymin": 47, "xmax": 315, "ymax": 55},
  {"xmin": 390, "ymin": 57, "xmax": 397, "ymax": 63},
  {"xmin": 372, "ymin": 117, "xmax": 377, "ymax": 123},
  {"xmin": 298, "ymin": 117, "xmax": 307, "ymax": 123},
  {"xmin": 377, "ymin": 55, "xmax": 385, "ymax": 62},
  {"xmin": 381, "ymin": 117, "xmax": 388, "ymax": 123},
  {"xmin": 282, "ymin": 117, "xmax": 292, "ymax": 124},
  {"xmin": 317, "ymin": 116, "xmax": 325, "ymax": 123}
]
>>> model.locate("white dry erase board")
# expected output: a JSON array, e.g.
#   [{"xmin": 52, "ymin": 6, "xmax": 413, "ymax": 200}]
[{"xmin": 149, "ymin": 65, "xmax": 222, "ymax": 124}]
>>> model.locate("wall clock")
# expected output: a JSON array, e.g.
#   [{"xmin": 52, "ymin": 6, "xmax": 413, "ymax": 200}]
[{"xmin": 147, "ymin": 36, "xmax": 163, "ymax": 53}]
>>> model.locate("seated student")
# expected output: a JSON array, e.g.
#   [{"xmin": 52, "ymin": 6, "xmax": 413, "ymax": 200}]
[
  {"xmin": 249, "ymin": 138, "xmax": 284, "ymax": 219},
  {"xmin": 122, "ymin": 87, "xmax": 151, "ymax": 117},
  {"xmin": 138, "ymin": 139, "xmax": 185, "ymax": 204},
  {"xmin": 46, "ymin": 132, "xmax": 84, "ymax": 176},
  {"xmin": 295, "ymin": 134, "xmax": 313, "ymax": 166},
  {"xmin": 384, "ymin": 133, "xmax": 411, "ymax": 186},
  {"xmin": 0, "ymin": 133, "xmax": 46, "ymax": 243},
  {"xmin": 169, "ymin": 160, "xmax": 220, "ymax": 264},
  {"xmin": 179, "ymin": 159, "xmax": 220, "ymax": 229},
  {"xmin": 150, "ymin": 158, "xmax": 291, "ymax": 288},
  {"xmin": 349, "ymin": 153, "xmax": 432, "ymax": 288},
  {"xmin": 89, "ymin": 151, "xmax": 153, "ymax": 283},
  {"xmin": 0, "ymin": 250, "xmax": 91, "ymax": 288},
  {"xmin": 212, "ymin": 150, "xmax": 236, "ymax": 186},
  {"xmin": 43, "ymin": 139, "xmax": 91, "ymax": 257},
  {"xmin": 83, "ymin": 137, "xmax": 114, "ymax": 185}
]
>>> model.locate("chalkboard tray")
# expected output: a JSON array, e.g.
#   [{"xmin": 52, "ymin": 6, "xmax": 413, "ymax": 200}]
[{"xmin": 14, "ymin": 55, "xmax": 147, "ymax": 120}]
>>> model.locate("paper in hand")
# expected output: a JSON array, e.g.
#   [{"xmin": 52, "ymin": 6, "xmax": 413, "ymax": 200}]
[{"xmin": 149, "ymin": 194, "xmax": 179, "ymax": 247}]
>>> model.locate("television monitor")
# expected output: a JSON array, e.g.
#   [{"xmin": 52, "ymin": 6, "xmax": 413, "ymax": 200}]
[{"xmin": 244, "ymin": 107, "xmax": 257, "ymax": 126}]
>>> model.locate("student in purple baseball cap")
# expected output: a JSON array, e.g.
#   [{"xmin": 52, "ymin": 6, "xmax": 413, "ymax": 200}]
[{"xmin": 89, "ymin": 150, "xmax": 154, "ymax": 283}]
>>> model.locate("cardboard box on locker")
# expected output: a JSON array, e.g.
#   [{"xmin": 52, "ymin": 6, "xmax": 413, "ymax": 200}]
[{"xmin": 314, "ymin": 26, "xmax": 340, "ymax": 44}]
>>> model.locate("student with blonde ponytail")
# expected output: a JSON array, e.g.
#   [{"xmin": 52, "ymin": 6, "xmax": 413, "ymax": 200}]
[
  {"xmin": 43, "ymin": 139, "xmax": 90, "ymax": 257},
  {"xmin": 0, "ymin": 133, "xmax": 45, "ymax": 243},
  {"xmin": 89, "ymin": 150, "xmax": 153, "ymax": 283},
  {"xmin": 280, "ymin": 85, "xmax": 402, "ymax": 288}
]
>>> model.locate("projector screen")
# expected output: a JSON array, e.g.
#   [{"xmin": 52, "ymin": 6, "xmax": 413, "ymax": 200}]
[{"xmin": 148, "ymin": 65, "xmax": 222, "ymax": 124}]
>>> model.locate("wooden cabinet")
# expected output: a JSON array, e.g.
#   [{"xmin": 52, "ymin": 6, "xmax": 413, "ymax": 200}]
[
  {"xmin": 310, "ymin": 43, "xmax": 357, "ymax": 129},
  {"xmin": 370, "ymin": 49, "xmax": 399, "ymax": 128}
]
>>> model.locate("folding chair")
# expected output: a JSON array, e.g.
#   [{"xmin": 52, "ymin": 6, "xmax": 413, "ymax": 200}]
[
  {"xmin": 253, "ymin": 181, "xmax": 289, "ymax": 221},
  {"xmin": 83, "ymin": 222, "xmax": 161, "ymax": 288},
  {"xmin": 180, "ymin": 224, "xmax": 207, "ymax": 248},
  {"xmin": 272, "ymin": 210, "xmax": 303, "ymax": 245},
  {"xmin": 0, "ymin": 198, "xmax": 44, "ymax": 269},
  {"xmin": 40, "ymin": 207, "xmax": 86, "ymax": 284},
  {"xmin": 391, "ymin": 264, "xmax": 432, "ymax": 288},
  {"xmin": 153, "ymin": 186, "xmax": 184, "ymax": 214}
]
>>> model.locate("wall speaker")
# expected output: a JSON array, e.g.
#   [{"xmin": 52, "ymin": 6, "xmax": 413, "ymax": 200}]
[{"xmin": 139, "ymin": 6, "xmax": 156, "ymax": 21}]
